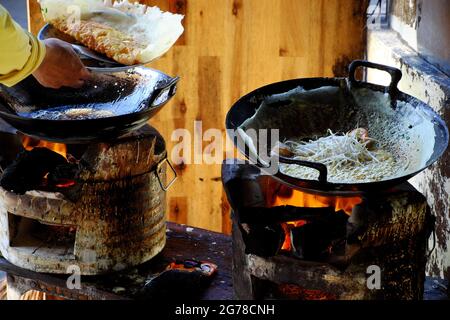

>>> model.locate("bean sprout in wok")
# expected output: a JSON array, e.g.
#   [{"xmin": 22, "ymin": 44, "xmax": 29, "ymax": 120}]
[{"xmin": 273, "ymin": 128, "xmax": 409, "ymax": 183}]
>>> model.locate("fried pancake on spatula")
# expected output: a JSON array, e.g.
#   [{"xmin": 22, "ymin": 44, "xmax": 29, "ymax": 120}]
[
  {"xmin": 52, "ymin": 18, "xmax": 144, "ymax": 65},
  {"xmin": 39, "ymin": 0, "xmax": 184, "ymax": 66}
]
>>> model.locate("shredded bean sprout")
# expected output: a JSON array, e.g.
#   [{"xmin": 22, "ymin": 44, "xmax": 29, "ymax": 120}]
[{"xmin": 278, "ymin": 129, "xmax": 405, "ymax": 183}]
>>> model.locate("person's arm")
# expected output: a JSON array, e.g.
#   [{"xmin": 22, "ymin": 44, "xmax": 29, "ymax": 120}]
[
  {"xmin": 0, "ymin": 5, "xmax": 90, "ymax": 89},
  {"xmin": 0, "ymin": 4, "xmax": 46, "ymax": 87}
]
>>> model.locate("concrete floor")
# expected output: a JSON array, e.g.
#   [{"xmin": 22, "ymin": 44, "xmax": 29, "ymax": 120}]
[{"xmin": 0, "ymin": 0, "xmax": 28, "ymax": 28}]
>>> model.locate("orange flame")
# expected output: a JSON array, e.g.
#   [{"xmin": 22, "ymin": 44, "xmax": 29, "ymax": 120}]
[
  {"xmin": 22, "ymin": 137, "xmax": 67, "ymax": 158},
  {"xmin": 273, "ymin": 189, "xmax": 361, "ymax": 215},
  {"xmin": 275, "ymin": 189, "xmax": 362, "ymax": 251}
]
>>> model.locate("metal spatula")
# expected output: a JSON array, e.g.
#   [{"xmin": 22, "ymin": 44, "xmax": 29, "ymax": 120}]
[{"xmin": 72, "ymin": 44, "xmax": 120, "ymax": 65}]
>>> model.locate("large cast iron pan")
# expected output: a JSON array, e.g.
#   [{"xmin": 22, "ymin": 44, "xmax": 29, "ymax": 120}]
[
  {"xmin": 0, "ymin": 67, "xmax": 179, "ymax": 143},
  {"xmin": 226, "ymin": 60, "xmax": 449, "ymax": 196}
]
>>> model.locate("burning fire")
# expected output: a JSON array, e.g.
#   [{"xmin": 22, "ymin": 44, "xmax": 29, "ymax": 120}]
[
  {"xmin": 55, "ymin": 179, "xmax": 77, "ymax": 188},
  {"xmin": 22, "ymin": 136, "xmax": 67, "ymax": 158},
  {"xmin": 20, "ymin": 136, "xmax": 76, "ymax": 190},
  {"xmin": 274, "ymin": 188, "xmax": 362, "ymax": 251},
  {"xmin": 273, "ymin": 189, "xmax": 361, "ymax": 215}
]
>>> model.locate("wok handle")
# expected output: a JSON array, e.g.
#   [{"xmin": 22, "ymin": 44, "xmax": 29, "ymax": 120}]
[
  {"xmin": 279, "ymin": 156, "xmax": 328, "ymax": 184},
  {"xmin": 348, "ymin": 60, "xmax": 402, "ymax": 96},
  {"xmin": 156, "ymin": 157, "xmax": 178, "ymax": 191},
  {"xmin": 149, "ymin": 76, "xmax": 180, "ymax": 107}
]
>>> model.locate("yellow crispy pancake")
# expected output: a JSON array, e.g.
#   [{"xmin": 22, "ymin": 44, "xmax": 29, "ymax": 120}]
[
  {"xmin": 39, "ymin": 0, "xmax": 184, "ymax": 66},
  {"xmin": 52, "ymin": 19, "xmax": 145, "ymax": 65}
]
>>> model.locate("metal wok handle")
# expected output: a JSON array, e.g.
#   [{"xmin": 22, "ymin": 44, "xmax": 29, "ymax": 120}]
[
  {"xmin": 348, "ymin": 60, "xmax": 402, "ymax": 97},
  {"xmin": 279, "ymin": 156, "xmax": 328, "ymax": 183},
  {"xmin": 148, "ymin": 77, "xmax": 180, "ymax": 107},
  {"xmin": 156, "ymin": 157, "xmax": 178, "ymax": 191}
]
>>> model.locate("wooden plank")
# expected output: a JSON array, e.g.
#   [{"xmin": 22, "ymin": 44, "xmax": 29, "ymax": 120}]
[
  {"xmin": 27, "ymin": 0, "xmax": 367, "ymax": 234},
  {"xmin": 169, "ymin": 196, "xmax": 188, "ymax": 224},
  {"xmin": 27, "ymin": 0, "xmax": 45, "ymax": 34}
]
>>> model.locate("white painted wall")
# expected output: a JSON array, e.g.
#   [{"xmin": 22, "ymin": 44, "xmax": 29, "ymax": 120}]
[
  {"xmin": 390, "ymin": 0, "xmax": 450, "ymax": 76},
  {"xmin": 368, "ymin": 29, "xmax": 450, "ymax": 280}
]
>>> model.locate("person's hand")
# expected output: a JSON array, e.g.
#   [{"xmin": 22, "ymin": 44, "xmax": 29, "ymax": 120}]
[{"xmin": 32, "ymin": 38, "xmax": 91, "ymax": 89}]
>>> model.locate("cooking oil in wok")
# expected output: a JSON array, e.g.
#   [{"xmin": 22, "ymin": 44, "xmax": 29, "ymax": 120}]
[{"xmin": 22, "ymin": 107, "xmax": 117, "ymax": 120}]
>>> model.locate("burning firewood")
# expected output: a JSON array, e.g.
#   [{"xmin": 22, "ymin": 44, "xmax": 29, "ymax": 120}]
[{"xmin": 0, "ymin": 148, "xmax": 68, "ymax": 194}]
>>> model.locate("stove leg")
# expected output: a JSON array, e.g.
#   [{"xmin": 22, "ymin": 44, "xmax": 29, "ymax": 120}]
[{"xmin": 232, "ymin": 217, "xmax": 255, "ymax": 299}]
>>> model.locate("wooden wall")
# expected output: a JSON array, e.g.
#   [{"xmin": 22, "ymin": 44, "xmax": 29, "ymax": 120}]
[{"xmin": 28, "ymin": 0, "xmax": 367, "ymax": 234}]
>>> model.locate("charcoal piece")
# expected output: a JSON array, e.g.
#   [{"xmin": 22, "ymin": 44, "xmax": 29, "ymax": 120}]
[
  {"xmin": 47, "ymin": 163, "xmax": 80, "ymax": 184},
  {"xmin": 0, "ymin": 147, "xmax": 67, "ymax": 194},
  {"xmin": 290, "ymin": 210, "xmax": 349, "ymax": 261},
  {"xmin": 236, "ymin": 206, "xmax": 344, "ymax": 257},
  {"xmin": 0, "ymin": 134, "xmax": 24, "ymax": 171},
  {"xmin": 241, "ymin": 223, "xmax": 284, "ymax": 257}
]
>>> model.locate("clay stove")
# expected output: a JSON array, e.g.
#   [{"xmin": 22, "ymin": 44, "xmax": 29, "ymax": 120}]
[
  {"xmin": 0, "ymin": 121, "xmax": 175, "ymax": 275},
  {"xmin": 223, "ymin": 163, "xmax": 435, "ymax": 300}
]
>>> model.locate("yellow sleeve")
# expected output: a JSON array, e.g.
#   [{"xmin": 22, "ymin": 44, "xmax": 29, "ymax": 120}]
[{"xmin": 0, "ymin": 4, "xmax": 46, "ymax": 87}]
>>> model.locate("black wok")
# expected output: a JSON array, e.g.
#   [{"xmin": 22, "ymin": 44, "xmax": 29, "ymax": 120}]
[
  {"xmin": 226, "ymin": 60, "xmax": 449, "ymax": 196},
  {"xmin": 0, "ymin": 67, "xmax": 179, "ymax": 143}
]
